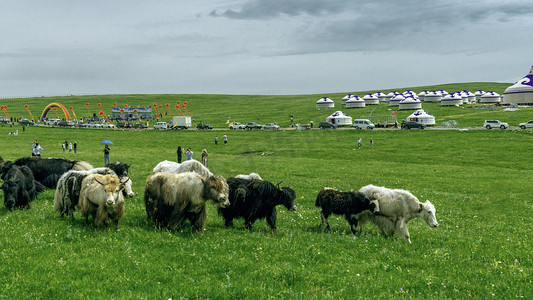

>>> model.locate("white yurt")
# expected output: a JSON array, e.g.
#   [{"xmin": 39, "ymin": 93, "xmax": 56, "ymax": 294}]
[
  {"xmin": 459, "ymin": 91, "xmax": 469, "ymax": 104},
  {"xmin": 385, "ymin": 91, "xmax": 397, "ymax": 103},
  {"xmin": 474, "ymin": 90, "xmax": 485, "ymax": 102},
  {"xmin": 406, "ymin": 109, "xmax": 436, "ymax": 125},
  {"xmin": 363, "ymin": 93, "xmax": 379, "ymax": 105},
  {"xmin": 374, "ymin": 92, "xmax": 386, "ymax": 103},
  {"xmin": 418, "ymin": 90, "xmax": 428, "ymax": 101},
  {"xmin": 326, "ymin": 111, "xmax": 352, "ymax": 126},
  {"xmin": 467, "ymin": 90, "xmax": 476, "ymax": 103},
  {"xmin": 389, "ymin": 94, "xmax": 404, "ymax": 107},
  {"xmin": 480, "ymin": 91, "xmax": 501, "ymax": 103},
  {"xmin": 342, "ymin": 94, "xmax": 354, "ymax": 106},
  {"xmin": 424, "ymin": 90, "xmax": 442, "ymax": 103},
  {"xmin": 503, "ymin": 66, "xmax": 533, "ymax": 105},
  {"xmin": 316, "ymin": 97, "xmax": 335, "ymax": 109},
  {"xmin": 398, "ymin": 97, "xmax": 422, "ymax": 110},
  {"xmin": 346, "ymin": 96, "xmax": 366, "ymax": 108},
  {"xmin": 439, "ymin": 90, "xmax": 449, "ymax": 96},
  {"xmin": 441, "ymin": 93, "xmax": 463, "ymax": 106}
]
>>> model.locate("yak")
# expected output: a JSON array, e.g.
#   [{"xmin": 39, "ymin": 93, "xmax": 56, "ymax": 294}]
[
  {"xmin": 218, "ymin": 178, "xmax": 296, "ymax": 231},
  {"xmin": 78, "ymin": 174, "xmax": 128, "ymax": 231},
  {"xmin": 357, "ymin": 184, "xmax": 438, "ymax": 243},
  {"xmin": 1, "ymin": 161, "xmax": 46, "ymax": 212},
  {"xmin": 144, "ymin": 172, "xmax": 229, "ymax": 233},
  {"xmin": 105, "ymin": 161, "xmax": 130, "ymax": 178},
  {"xmin": 152, "ymin": 159, "xmax": 213, "ymax": 178},
  {"xmin": 315, "ymin": 187, "xmax": 377, "ymax": 234},
  {"xmin": 14, "ymin": 157, "xmax": 93, "ymax": 188}
]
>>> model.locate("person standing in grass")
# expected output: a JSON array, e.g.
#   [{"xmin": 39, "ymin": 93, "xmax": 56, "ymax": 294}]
[
  {"xmin": 223, "ymin": 134, "xmax": 227, "ymax": 145},
  {"xmin": 358, "ymin": 138, "xmax": 363, "ymax": 149},
  {"xmin": 68, "ymin": 143, "xmax": 73, "ymax": 152},
  {"xmin": 74, "ymin": 141, "xmax": 77, "ymax": 153},
  {"xmin": 370, "ymin": 138, "xmax": 373, "ymax": 148},
  {"xmin": 33, "ymin": 142, "xmax": 43, "ymax": 157},
  {"xmin": 186, "ymin": 148, "xmax": 193, "ymax": 160},
  {"xmin": 215, "ymin": 136, "xmax": 218, "ymax": 145},
  {"xmin": 177, "ymin": 146, "xmax": 183, "ymax": 163},
  {"xmin": 201, "ymin": 149, "xmax": 208, "ymax": 167},
  {"xmin": 103, "ymin": 145, "xmax": 111, "ymax": 166}
]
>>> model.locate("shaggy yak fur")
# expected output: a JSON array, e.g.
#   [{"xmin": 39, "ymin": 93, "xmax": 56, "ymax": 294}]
[
  {"xmin": 152, "ymin": 159, "xmax": 213, "ymax": 178},
  {"xmin": 234, "ymin": 172, "xmax": 263, "ymax": 181},
  {"xmin": 144, "ymin": 172, "xmax": 230, "ymax": 233},
  {"xmin": 14, "ymin": 157, "xmax": 93, "ymax": 188},
  {"xmin": 1, "ymin": 161, "xmax": 46, "ymax": 212},
  {"xmin": 78, "ymin": 174, "xmax": 127, "ymax": 231},
  {"xmin": 218, "ymin": 178, "xmax": 296, "ymax": 231},
  {"xmin": 357, "ymin": 184, "xmax": 439, "ymax": 243},
  {"xmin": 105, "ymin": 161, "xmax": 130, "ymax": 178},
  {"xmin": 315, "ymin": 187, "xmax": 377, "ymax": 234}
]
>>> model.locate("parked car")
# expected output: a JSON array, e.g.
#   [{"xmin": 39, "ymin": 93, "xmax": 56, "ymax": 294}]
[
  {"xmin": 154, "ymin": 122, "xmax": 168, "ymax": 129},
  {"xmin": 401, "ymin": 121, "xmax": 426, "ymax": 129},
  {"xmin": 58, "ymin": 120, "xmax": 75, "ymax": 127},
  {"xmin": 229, "ymin": 122, "xmax": 246, "ymax": 130},
  {"xmin": 484, "ymin": 120, "xmax": 508, "ymax": 129},
  {"xmin": 78, "ymin": 122, "xmax": 90, "ymax": 128},
  {"xmin": 245, "ymin": 122, "xmax": 262, "ymax": 129},
  {"xmin": 19, "ymin": 119, "xmax": 34, "ymax": 126},
  {"xmin": 197, "ymin": 122, "xmax": 213, "ymax": 130},
  {"xmin": 46, "ymin": 118, "xmax": 61, "ymax": 126},
  {"xmin": 133, "ymin": 123, "xmax": 147, "ymax": 129},
  {"xmin": 353, "ymin": 119, "xmax": 375, "ymax": 129},
  {"xmin": 263, "ymin": 123, "xmax": 280, "ymax": 130},
  {"xmin": 101, "ymin": 122, "xmax": 115, "ymax": 128},
  {"xmin": 88, "ymin": 122, "xmax": 101, "ymax": 128},
  {"xmin": 318, "ymin": 122, "xmax": 337, "ymax": 129},
  {"xmin": 519, "ymin": 120, "xmax": 533, "ymax": 129}
]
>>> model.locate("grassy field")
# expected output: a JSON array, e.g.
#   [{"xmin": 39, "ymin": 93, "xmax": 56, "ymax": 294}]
[{"xmin": 1, "ymin": 85, "xmax": 532, "ymax": 298}]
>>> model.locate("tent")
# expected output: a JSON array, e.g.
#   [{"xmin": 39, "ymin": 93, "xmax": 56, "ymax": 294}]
[
  {"xmin": 441, "ymin": 93, "xmax": 463, "ymax": 106},
  {"xmin": 406, "ymin": 109, "xmax": 435, "ymax": 125},
  {"xmin": 389, "ymin": 94, "xmax": 404, "ymax": 107},
  {"xmin": 363, "ymin": 93, "xmax": 379, "ymax": 105},
  {"xmin": 342, "ymin": 94, "xmax": 354, "ymax": 106},
  {"xmin": 474, "ymin": 90, "xmax": 485, "ymax": 102},
  {"xmin": 316, "ymin": 97, "xmax": 335, "ymax": 109},
  {"xmin": 480, "ymin": 91, "xmax": 501, "ymax": 104},
  {"xmin": 326, "ymin": 111, "xmax": 352, "ymax": 125},
  {"xmin": 503, "ymin": 66, "xmax": 533, "ymax": 105},
  {"xmin": 346, "ymin": 96, "xmax": 366, "ymax": 108},
  {"xmin": 398, "ymin": 97, "xmax": 422, "ymax": 110},
  {"xmin": 424, "ymin": 91, "xmax": 442, "ymax": 103}
]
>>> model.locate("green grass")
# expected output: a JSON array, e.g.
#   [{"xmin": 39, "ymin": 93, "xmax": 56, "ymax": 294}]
[{"xmin": 1, "ymin": 85, "xmax": 532, "ymax": 298}]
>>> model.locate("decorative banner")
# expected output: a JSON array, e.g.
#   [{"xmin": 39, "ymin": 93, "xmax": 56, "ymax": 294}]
[
  {"xmin": 99, "ymin": 111, "xmax": 114, "ymax": 125},
  {"xmin": 52, "ymin": 107, "xmax": 59, "ymax": 118},
  {"xmin": 166, "ymin": 103, "xmax": 173, "ymax": 117},
  {"xmin": 1, "ymin": 105, "xmax": 9, "ymax": 118},
  {"xmin": 133, "ymin": 109, "xmax": 141, "ymax": 121},
  {"xmin": 153, "ymin": 104, "xmax": 160, "ymax": 120},
  {"xmin": 120, "ymin": 108, "xmax": 125, "ymax": 120},
  {"xmin": 176, "ymin": 101, "xmax": 183, "ymax": 116},
  {"xmin": 24, "ymin": 105, "xmax": 35, "ymax": 120},
  {"xmin": 124, "ymin": 104, "xmax": 129, "ymax": 108},
  {"xmin": 69, "ymin": 106, "xmax": 77, "ymax": 119},
  {"xmin": 183, "ymin": 101, "xmax": 192, "ymax": 116},
  {"xmin": 113, "ymin": 102, "xmax": 117, "ymax": 108},
  {"xmin": 97, "ymin": 103, "xmax": 104, "ymax": 112},
  {"xmin": 159, "ymin": 105, "xmax": 166, "ymax": 120},
  {"xmin": 86, "ymin": 102, "xmax": 91, "ymax": 115}
]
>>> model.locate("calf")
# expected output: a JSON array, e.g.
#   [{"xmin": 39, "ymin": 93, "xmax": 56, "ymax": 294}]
[
  {"xmin": 315, "ymin": 187, "xmax": 377, "ymax": 234},
  {"xmin": 357, "ymin": 184, "xmax": 438, "ymax": 243},
  {"xmin": 218, "ymin": 178, "xmax": 296, "ymax": 231}
]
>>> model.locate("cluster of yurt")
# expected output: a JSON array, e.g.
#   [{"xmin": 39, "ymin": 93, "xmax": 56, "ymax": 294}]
[{"xmin": 503, "ymin": 66, "xmax": 533, "ymax": 105}]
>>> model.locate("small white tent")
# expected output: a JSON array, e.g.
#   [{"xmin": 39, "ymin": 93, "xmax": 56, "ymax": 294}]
[
  {"xmin": 398, "ymin": 97, "xmax": 422, "ymax": 110},
  {"xmin": 363, "ymin": 93, "xmax": 379, "ymax": 105},
  {"xmin": 406, "ymin": 109, "xmax": 435, "ymax": 125},
  {"xmin": 424, "ymin": 91, "xmax": 442, "ymax": 103},
  {"xmin": 441, "ymin": 93, "xmax": 462, "ymax": 106},
  {"xmin": 346, "ymin": 96, "xmax": 366, "ymax": 108},
  {"xmin": 316, "ymin": 97, "xmax": 335, "ymax": 109},
  {"xmin": 326, "ymin": 111, "xmax": 352, "ymax": 126},
  {"xmin": 503, "ymin": 66, "xmax": 533, "ymax": 105},
  {"xmin": 480, "ymin": 91, "xmax": 501, "ymax": 104}
]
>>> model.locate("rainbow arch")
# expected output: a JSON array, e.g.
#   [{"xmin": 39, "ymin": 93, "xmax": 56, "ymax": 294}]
[{"xmin": 41, "ymin": 102, "xmax": 71, "ymax": 120}]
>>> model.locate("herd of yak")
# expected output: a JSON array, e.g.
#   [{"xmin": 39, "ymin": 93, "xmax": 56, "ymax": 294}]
[{"xmin": 0, "ymin": 156, "xmax": 438, "ymax": 243}]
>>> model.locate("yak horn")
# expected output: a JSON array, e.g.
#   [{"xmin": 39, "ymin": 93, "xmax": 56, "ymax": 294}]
[
  {"xmin": 95, "ymin": 178, "xmax": 105, "ymax": 186},
  {"xmin": 275, "ymin": 180, "xmax": 283, "ymax": 188},
  {"xmin": 120, "ymin": 176, "xmax": 130, "ymax": 184},
  {"xmin": 290, "ymin": 181, "xmax": 294, "ymax": 189}
]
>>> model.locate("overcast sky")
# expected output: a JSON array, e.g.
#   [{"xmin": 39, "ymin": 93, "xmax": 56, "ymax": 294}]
[{"xmin": 1, "ymin": 0, "xmax": 532, "ymax": 97}]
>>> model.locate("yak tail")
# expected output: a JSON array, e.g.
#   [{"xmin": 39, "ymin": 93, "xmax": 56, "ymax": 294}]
[
  {"xmin": 73, "ymin": 161, "xmax": 93, "ymax": 171},
  {"xmin": 34, "ymin": 180, "xmax": 47, "ymax": 194}
]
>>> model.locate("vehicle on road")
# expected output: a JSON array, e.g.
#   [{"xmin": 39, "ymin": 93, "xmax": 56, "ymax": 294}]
[
  {"xmin": 484, "ymin": 120, "xmax": 508, "ymax": 129},
  {"xmin": 154, "ymin": 122, "xmax": 168, "ymax": 129},
  {"xmin": 197, "ymin": 122, "xmax": 213, "ymax": 130},
  {"xmin": 263, "ymin": 123, "xmax": 280, "ymax": 130},
  {"xmin": 401, "ymin": 121, "xmax": 426, "ymax": 129},
  {"xmin": 229, "ymin": 122, "xmax": 246, "ymax": 130},
  {"xmin": 58, "ymin": 120, "xmax": 75, "ymax": 127},
  {"xmin": 519, "ymin": 120, "xmax": 533, "ymax": 129},
  {"xmin": 19, "ymin": 119, "xmax": 34, "ymax": 126},
  {"xmin": 133, "ymin": 123, "xmax": 148, "ymax": 129},
  {"xmin": 318, "ymin": 122, "xmax": 337, "ymax": 129},
  {"xmin": 101, "ymin": 122, "xmax": 115, "ymax": 128},
  {"xmin": 170, "ymin": 116, "xmax": 191, "ymax": 129},
  {"xmin": 245, "ymin": 122, "xmax": 262, "ymax": 129},
  {"xmin": 353, "ymin": 119, "xmax": 375, "ymax": 129},
  {"xmin": 88, "ymin": 122, "xmax": 101, "ymax": 128}
]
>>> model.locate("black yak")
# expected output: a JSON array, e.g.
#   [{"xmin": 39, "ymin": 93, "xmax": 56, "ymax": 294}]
[
  {"xmin": 218, "ymin": 178, "xmax": 296, "ymax": 231},
  {"xmin": 144, "ymin": 172, "xmax": 230, "ymax": 233},
  {"xmin": 14, "ymin": 157, "xmax": 93, "ymax": 188},
  {"xmin": 315, "ymin": 187, "xmax": 377, "ymax": 234},
  {"xmin": 1, "ymin": 161, "xmax": 46, "ymax": 212}
]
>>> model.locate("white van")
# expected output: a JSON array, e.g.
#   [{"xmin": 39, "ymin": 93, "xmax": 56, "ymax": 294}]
[
  {"xmin": 353, "ymin": 119, "xmax": 375, "ymax": 129},
  {"xmin": 154, "ymin": 122, "xmax": 168, "ymax": 129}
]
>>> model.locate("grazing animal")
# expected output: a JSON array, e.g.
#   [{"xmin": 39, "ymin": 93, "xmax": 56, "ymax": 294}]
[
  {"xmin": 234, "ymin": 172, "xmax": 263, "ymax": 181},
  {"xmin": 315, "ymin": 187, "xmax": 378, "ymax": 234},
  {"xmin": 152, "ymin": 159, "xmax": 213, "ymax": 178},
  {"xmin": 144, "ymin": 172, "xmax": 229, "ymax": 233},
  {"xmin": 105, "ymin": 161, "xmax": 130, "ymax": 178},
  {"xmin": 14, "ymin": 157, "xmax": 93, "ymax": 188},
  {"xmin": 357, "ymin": 184, "xmax": 438, "ymax": 243},
  {"xmin": 78, "ymin": 174, "xmax": 127, "ymax": 231},
  {"xmin": 218, "ymin": 178, "xmax": 296, "ymax": 231},
  {"xmin": 1, "ymin": 161, "xmax": 46, "ymax": 212}
]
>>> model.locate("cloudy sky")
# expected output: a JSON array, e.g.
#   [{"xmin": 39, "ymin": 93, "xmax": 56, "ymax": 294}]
[{"xmin": 1, "ymin": 0, "xmax": 532, "ymax": 97}]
